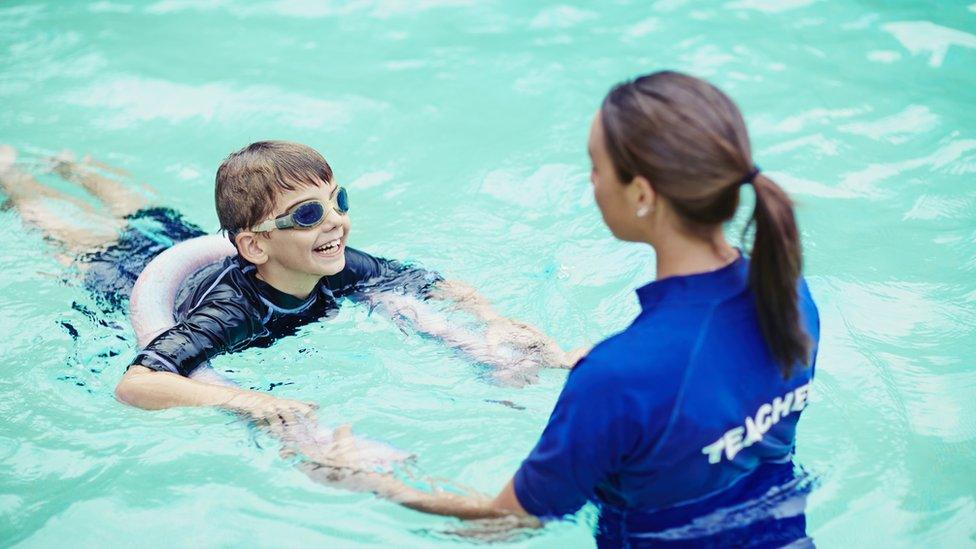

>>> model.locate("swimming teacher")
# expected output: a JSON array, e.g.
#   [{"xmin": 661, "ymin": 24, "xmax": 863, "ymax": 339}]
[{"xmin": 323, "ymin": 71, "xmax": 821, "ymax": 546}]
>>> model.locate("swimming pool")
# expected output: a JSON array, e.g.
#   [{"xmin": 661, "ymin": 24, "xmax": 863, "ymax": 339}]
[{"xmin": 1, "ymin": 0, "xmax": 975, "ymax": 546}]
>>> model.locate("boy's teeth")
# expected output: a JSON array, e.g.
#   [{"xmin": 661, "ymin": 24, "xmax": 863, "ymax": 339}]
[{"xmin": 315, "ymin": 239, "xmax": 340, "ymax": 252}]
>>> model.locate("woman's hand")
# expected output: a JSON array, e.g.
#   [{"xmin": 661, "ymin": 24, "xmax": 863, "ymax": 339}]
[
  {"xmin": 562, "ymin": 346, "xmax": 590, "ymax": 369},
  {"xmin": 295, "ymin": 424, "xmax": 415, "ymax": 495},
  {"xmin": 296, "ymin": 425, "xmax": 518, "ymax": 521}
]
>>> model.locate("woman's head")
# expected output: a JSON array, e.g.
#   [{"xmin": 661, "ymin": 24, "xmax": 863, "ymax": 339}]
[
  {"xmin": 591, "ymin": 70, "xmax": 811, "ymax": 376},
  {"xmin": 591, "ymin": 71, "xmax": 752, "ymax": 241}
]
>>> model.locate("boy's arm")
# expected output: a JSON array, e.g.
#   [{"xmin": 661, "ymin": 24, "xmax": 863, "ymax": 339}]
[
  {"xmin": 339, "ymin": 249, "xmax": 586, "ymax": 370},
  {"xmin": 116, "ymin": 366, "xmax": 317, "ymax": 425},
  {"xmin": 116, "ymin": 365, "xmax": 240, "ymax": 409},
  {"xmin": 426, "ymin": 279, "xmax": 498, "ymax": 320},
  {"xmin": 428, "ymin": 279, "xmax": 584, "ymax": 369},
  {"xmin": 119, "ymin": 282, "xmax": 316, "ymax": 423}
]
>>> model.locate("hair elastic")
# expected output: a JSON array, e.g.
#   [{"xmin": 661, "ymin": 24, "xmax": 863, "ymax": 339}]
[{"xmin": 739, "ymin": 166, "xmax": 761, "ymax": 186}]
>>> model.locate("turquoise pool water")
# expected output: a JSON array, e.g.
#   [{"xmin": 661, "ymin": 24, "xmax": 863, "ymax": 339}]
[{"xmin": 2, "ymin": 1, "xmax": 975, "ymax": 546}]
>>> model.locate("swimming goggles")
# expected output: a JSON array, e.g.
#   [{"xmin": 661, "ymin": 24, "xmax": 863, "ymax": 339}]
[{"xmin": 250, "ymin": 186, "xmax": 349, "ymax": 232}]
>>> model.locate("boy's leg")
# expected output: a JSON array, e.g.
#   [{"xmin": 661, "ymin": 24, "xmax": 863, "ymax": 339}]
[
  {"xmin": 0, "ymin": 145, "xmax": 121, "ymax": 252},
  {"xmin": 50, "ymin": 151, "xmax": 148, "ymax": 219},
  {"xmin": 84, "ymin": 157, "xmax": 131, "ymax": 178}
]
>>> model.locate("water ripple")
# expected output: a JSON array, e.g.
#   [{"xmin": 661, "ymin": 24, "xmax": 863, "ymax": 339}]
[{"xmin": 63, "ymin": 77, "xmax": 386, "ymax": 129}]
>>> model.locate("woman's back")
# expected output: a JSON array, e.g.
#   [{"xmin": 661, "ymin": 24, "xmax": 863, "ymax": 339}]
[
  {"xmin": 514, "ymin": 255, "xmax": 819, "ymax": 540},
  {"xmin": 370, "ymin": 71, "xmax": 823, "ymax": 548}
]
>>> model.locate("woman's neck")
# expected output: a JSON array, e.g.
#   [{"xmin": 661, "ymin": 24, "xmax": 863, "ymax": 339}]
[{"xmin": 652, "ymin": 228, "xmax": 738, "ymax": 281}]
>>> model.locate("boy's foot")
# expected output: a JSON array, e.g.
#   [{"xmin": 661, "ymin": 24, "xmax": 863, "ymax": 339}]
[
  {"xmin": 48, "ymin": 149, "xmax": 79, "ymax": 178},
  {"xmin": 46, "ymin": 149, "xmax": 146, "ymax": 218},
  {"xmin": 0, "ymin": 145, "xmax": 17, "ymax": 173}
]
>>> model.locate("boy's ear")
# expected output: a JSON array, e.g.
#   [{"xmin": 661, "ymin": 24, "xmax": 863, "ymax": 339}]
[{"xmin": 235, "ymin": 231, "xmax": 269, "ymax": 265}]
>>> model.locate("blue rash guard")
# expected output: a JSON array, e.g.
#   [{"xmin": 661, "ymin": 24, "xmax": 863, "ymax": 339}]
[{"xmin": 513, "ymin": 255, "xmax": 820, "ymax": 547}]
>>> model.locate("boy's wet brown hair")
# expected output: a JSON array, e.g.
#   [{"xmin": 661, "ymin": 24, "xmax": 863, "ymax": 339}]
[{"xmin": 215, "ymin": 140, "xmax": 334, "ymax": 236}]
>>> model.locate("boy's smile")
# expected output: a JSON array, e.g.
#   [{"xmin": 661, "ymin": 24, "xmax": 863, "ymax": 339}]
[{"xmin": 312, "ymin": 232, "xmax": 343, "ymax": 258}]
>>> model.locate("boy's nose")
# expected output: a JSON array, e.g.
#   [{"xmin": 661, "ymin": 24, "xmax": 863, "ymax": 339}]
[{"xmin": 319, "ymin": 208, "xmax": 342, "ymax": 231}]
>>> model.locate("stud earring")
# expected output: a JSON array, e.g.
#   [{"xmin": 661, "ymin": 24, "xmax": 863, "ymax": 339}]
[{"xmin": 636, "ymin": 205, "xmax": 651, "ymax": 218}]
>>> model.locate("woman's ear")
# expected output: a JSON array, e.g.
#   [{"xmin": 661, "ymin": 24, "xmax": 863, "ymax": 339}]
[
  {"xmin": 235, "ymin": 231, "xmax": 268, "ymax": 265},
  {"xmin": 629, "ymin": 175, "xmax": 657, "ymax": 218}
]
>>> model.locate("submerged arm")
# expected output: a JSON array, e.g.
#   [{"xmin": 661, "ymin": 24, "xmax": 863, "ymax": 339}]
[
  {"xmin": 427, "ymin": 279, "xmax": 584, "ymax": 369},
  {"xmin": 294, "ymin": 424, "xmax": 536, "ymax": 523},
  {"xmin": 345, "ymin": 252, "xmax": 585, "ymax": 381},
  {"xmin": 426, "ymin": 279, "xmax": 501, "ymax": 322},
  {"xmin": 367, "ymin": 290, "xmax": 549, "ymax": 385}
]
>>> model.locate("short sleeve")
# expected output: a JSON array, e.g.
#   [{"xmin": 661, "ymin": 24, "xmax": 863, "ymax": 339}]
[
  {"xmin": 132, "ymin": 288, "xmax": 264, "ymax": 377},
  {"xmin": 798, "ymin": 278, "xmax": 821, "ymax": 376},
  {"xmin": 513, "ymin": 356, "xmax": 644, "ymax": 518},
  {"xmin": 325, "ymin": 247, "xmax": 443, "ymax": 298}
]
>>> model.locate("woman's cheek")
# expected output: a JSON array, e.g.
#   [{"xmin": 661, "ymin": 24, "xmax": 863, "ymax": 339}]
[{"xmin": 593, "ymin": 187, "xmax": 618, "ymax": 229}]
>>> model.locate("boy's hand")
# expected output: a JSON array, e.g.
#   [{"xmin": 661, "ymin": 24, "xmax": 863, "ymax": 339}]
[
  {"xmin": 224, "ymin": 391, "xmax": 318, "ymax": 430},
  {"xmin": 485, "ymin": 318, "xmax": 570, "ymax": 368},
  {"xmin": 430, "ymin": 279, "xmax": 497, "ymax": 317}
]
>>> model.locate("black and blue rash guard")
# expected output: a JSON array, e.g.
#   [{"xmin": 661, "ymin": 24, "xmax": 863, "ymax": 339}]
[
  {"xmin": 83, "ymin": 207, "xmax": 207, "ymax": 313},
  {"xmin": 134, "ymin": 247, "xmax": 441, "ymax": 377}
]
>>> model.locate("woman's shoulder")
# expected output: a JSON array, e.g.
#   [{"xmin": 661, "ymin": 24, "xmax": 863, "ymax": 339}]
[
  {"xmin": 571, "ymin": 322, "xmax": 697, "ymax": 390},
  {"xmin": 600, "ymin": 305, "xmax": 707, "ymax": 355}
]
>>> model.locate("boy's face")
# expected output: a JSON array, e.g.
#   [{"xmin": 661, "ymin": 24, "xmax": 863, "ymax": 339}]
[{"xmin": 261, "ymin": 179, "xmax": 351, "ymax": 281}]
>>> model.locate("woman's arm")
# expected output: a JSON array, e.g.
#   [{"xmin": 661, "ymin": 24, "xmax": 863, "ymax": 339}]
[
  {"xmin": 391, "ymin": 478, "xmax": 534, "ymax": 523},
  {"xmin": 293, "ymin": 424, "xmax": 538, "ymax": 523}
]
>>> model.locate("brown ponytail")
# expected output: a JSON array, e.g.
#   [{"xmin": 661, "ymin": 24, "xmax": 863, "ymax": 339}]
[
  {"xmin": 748, "ymin": 173, "xmax": 811, "ymax": 377},
  {"xmin": 600, "ymin": 71, "xmax": 811, "ymax": 377}
]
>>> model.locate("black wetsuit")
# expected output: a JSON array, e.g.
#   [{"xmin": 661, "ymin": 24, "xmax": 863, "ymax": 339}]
[
  {"xmin": 83, "ymin": 207, "xmax": 207, "ymax": 312},
  {"xmin": 134, "ymin": 250, "xmax": 441, "ymax": 377},
  {"xmin": 79, "ymin": 207, "xmax": 440, "ymax": 376}
]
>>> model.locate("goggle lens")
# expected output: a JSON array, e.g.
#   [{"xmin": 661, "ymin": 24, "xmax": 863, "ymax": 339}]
[
  {"xmin": 288, "ymin": 187, "xmax": 349, "ymax": 228},
  {"xmin": 292, "ymin": 201, "xmax": 326, "ymax": 227}
]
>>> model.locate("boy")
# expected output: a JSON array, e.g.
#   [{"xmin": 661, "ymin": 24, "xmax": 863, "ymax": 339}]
[
  {"xmin": 103, "ymin": 141, "xmax": 568, "ymax": 425},
  {"xmin": 0, "ymin": 142, "xmax": 575, "ymax": 489},
  {"xmin": 0, "ymin": 142, "xmax": 572, "ymax": 423}
]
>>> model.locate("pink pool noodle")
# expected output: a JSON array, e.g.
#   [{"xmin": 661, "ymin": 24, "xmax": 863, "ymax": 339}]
[{"xmin": 130, "ymin": 234, "xmax": 236, "ymax": 348}]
